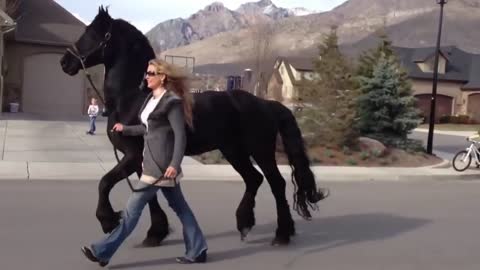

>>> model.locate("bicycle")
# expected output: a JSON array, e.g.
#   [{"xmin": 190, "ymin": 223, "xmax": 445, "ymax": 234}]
[{"xmin": 452, "ymin": 137, "xmax": 480, "ymax": 172}]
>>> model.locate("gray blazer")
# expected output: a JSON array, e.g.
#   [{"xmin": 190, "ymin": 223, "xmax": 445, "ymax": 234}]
[{"xmin": 122, "ymin": 91, "xmax": 187, "ymax": 179}]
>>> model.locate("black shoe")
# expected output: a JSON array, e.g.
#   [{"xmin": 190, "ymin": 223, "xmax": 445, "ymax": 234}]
[
  {"xmin": 81, "ymin": 246, "xmax": 109, "ymax": 267},
  {"xmin": 176, "ymin": 250, "xmax": 207, "ymax": 264}
]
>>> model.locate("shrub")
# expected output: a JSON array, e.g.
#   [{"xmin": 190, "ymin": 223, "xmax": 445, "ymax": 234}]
[
  {"xmin": 360, "ymin": 151, "xmax": 370, "ymax": 160},
  {"xmin": 457, "ymin": 114, "xmax": 470, "ymax": 124},
  {"xmin": 346, "ymin": 158, "xmax": 358, "ymax": 165},
  {"xmin": 439, "ymin": 115, "xmax": 450, "ymax": 124}
]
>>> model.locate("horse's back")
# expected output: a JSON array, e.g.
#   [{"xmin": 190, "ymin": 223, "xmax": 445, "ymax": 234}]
[
  {"xmin": 190, "ymin": 90, "xmax": 279, "ymax": 152},
  {"xmin": 193, "ymin": 90, "xmax": 274, "ymax": 126}
]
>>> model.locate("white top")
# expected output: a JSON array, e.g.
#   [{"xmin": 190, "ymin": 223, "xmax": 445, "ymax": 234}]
[
  {"xmin": 140, "ymin": 90, "xmax": 166, "ymax": 130},
  {"xmin": 87, "ymin": 105, "xmax": 99, "ymax": 117}
]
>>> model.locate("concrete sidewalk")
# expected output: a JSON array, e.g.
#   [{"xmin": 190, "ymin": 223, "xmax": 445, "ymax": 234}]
[
  {"xmin": 0, "ymin": 117, "xmax": 479, "ymax": 182},
  {"xmin": 0, "ymin": 116, "xmax": 202, "ymax": 164}
]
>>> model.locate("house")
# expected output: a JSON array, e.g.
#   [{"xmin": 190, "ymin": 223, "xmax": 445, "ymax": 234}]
[
  {"xmin": 394, "ymin": 46, "xmax": 480, "ymax": 123},
  {"xmin": 265, "ymin": 56, "xmax": 315, "ymax": 108},
  {"xmin": 267, "ymin": 47, "xmax": 480, "ymax": 123},
  {"xmin": 2, "ymin": 0, "xmax": 104, "ymax": 117}
]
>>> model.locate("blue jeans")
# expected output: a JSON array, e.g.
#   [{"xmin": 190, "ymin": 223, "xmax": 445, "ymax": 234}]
[
  {"xmin": 88, "ymin": 116, "xmax": 96, "ymax": 133},
  {"xmin": 90, "ymin": 181, "xmax": 207, "ymax": 262}
]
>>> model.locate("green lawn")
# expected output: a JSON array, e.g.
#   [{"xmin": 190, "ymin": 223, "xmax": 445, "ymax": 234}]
[{"xmin": 419, "ymin": 123, "xmax": 480, "ymax": 132}]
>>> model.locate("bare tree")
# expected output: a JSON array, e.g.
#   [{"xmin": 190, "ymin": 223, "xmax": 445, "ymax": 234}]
[{"xmin": 249, "ymin": 21, "xmax": 275, "ymax": 98}]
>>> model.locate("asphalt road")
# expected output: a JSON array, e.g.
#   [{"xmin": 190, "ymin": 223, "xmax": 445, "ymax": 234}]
[
  {"xmin": 1, "ymin": 180, "xmax": 480, "ymax": 270},
  {"xmin": 410, "ymin": 131, "xmax": 471, "ymax": 160}
]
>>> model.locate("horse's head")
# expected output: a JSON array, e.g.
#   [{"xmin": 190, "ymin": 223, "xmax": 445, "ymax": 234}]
[{"xmin": 60, "ymin": 6, "xmax": 114, "ymax": 75}]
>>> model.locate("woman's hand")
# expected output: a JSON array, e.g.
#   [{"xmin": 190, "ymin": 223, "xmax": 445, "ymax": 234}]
[
  {"xmin": 111, "ymin": 123, "xmax": 124, "ymax": 132},
  {"xmin": 164, "ymin": 166, "xmax": 177, "ymax": 179}
]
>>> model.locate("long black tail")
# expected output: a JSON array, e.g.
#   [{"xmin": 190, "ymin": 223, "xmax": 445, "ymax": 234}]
[{"xmin": 271, "ymin": 101, "xmax": 329, "ymax": 220}]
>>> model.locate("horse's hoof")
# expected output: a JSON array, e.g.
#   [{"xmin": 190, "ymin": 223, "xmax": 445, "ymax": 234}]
[
  {"xmin": 115, "ymin": 211, "xmax": 123, "ymax": 220},
  {"xmin": 240, "ymin": 227, "xmax": 251, "ymax": 242},
  {"xmin": 141, "ymin": 237, "xmax": 164, "ymax": 247},
  {"xmin": 99, "ymin": 211, "xmax": 122, "ymax": 233},
  {"xmin": 101, "ymin": 217, "xmax": 120, "ymax": 233},
  {"xmin": 271, "ymin": 236, "xmax": 290, "ymax": 246},
  {"xmin": 100, "ymin": 217, "xmax": 119, "ymax": 233},
  {"xmin": 320, "ymin": 188, "xmax": 330, "ymax": 199},
  {"xmin": 312, "ymin": 188, "xmax": 330, "ymax": 202},
  {"xmin": 101, "ymin": 222, "xmax": 117, "ymax": 234},
  {"xmin": 141, "ymin": 228, "xmax": 169, "ymax": 247}
]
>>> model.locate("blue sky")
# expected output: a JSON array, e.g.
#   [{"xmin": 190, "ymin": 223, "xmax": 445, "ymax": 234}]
[{"xmin": 54, "ymin": 0, "xmax": 347, "ymax": 33}]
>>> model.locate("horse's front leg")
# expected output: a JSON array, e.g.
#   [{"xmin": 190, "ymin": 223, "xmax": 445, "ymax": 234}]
[{"xmin": 96, "ymin": 154, "xmax": 141, "ymax": 233}]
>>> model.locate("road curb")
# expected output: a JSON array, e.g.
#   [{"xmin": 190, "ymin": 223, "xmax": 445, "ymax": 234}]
[
  {"xmin": 0, "ymin": 159, "xmax": 477, "ymax": 182},
  {"xmin": 1, "ymin": 171, "xmax": 478, "ymax": 182},
  {"xmin": 427, "ymin": 159, "xmax": 451, "ymax": 169}
]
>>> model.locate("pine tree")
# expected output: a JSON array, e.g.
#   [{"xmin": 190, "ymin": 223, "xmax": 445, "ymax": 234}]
[
  {"xmin": 356, "ymin": 55, "xmax": 422, "ymax": 149},
  {"xmin": 356, "ymin": 31, "xmax": 396, "ymax": 79},
  {"xmin": 296, "ymin": 26, "xmax": 358, "ymax": 146}
]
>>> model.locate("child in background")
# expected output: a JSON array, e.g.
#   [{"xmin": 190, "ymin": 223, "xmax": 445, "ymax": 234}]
[{"xmin": 86, "ymin": 98, "xmax": 99, "ymax": 135}]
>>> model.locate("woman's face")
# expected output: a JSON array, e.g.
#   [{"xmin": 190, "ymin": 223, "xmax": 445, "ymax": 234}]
[{"xmin": 145, "ymin": 64, "xmax": 166, "ymax": 90}]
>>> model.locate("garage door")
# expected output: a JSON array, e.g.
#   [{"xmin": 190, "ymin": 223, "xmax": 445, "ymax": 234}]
[
  {"xmin": 415, "ymin": 94, "xmax": 453, "ymax": 123},
  {"xmin": 467, "ymin": 93, "xmax": 480, "ymax": 123},
  {"xmin": 22, "ymin": 53, "xmax": 84, "ymax": 117}
]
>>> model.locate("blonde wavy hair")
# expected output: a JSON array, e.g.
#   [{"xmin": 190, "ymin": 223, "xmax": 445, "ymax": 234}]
[{"xmin": 148, "ymin": 58, "xmax": 194, "ymax": 128}]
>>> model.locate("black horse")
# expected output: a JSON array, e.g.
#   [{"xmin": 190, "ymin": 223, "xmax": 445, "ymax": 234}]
[{"xmin": 60, "ymin": 6, "xmax": 327, "ymax": 246}]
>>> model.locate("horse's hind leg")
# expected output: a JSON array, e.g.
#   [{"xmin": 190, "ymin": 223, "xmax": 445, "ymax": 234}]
[
  {"xmin": 253, "ymin": 149, "xmax": 295, "ymax": 246},
  {"xmin": 221, "ymin": 148, "xmax": 264, "ymax": 241}
]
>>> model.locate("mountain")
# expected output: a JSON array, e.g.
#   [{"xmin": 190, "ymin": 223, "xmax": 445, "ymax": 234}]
[
  {"xmin": 235, "ymin": 0, "xmax": 291, "ymax": 21},
  {"xmin": 288, "ymin": 7, "xmax": 321, "ymax": 16},
  {"xmin": 159, "ymin": 0, "xmax": 480, "ymax": 72},
  {"xmin": 145, "ymin": 0, "xmax": 320, "ymax": 52}
]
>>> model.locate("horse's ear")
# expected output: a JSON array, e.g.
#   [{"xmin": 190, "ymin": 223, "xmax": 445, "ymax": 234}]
[{"xmin": 98, "ymin": 5, "xmax": 112, "ymax": 21}]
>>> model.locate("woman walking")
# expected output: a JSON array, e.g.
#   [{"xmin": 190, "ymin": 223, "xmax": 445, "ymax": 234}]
[{"xmin": 81, "ymin": 59, "xmax": 207, "ymax": 267}]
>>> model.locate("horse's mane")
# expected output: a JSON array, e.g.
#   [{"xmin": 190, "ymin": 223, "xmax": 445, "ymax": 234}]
[{"xmin": 112, "ymin": 19, "xmax": 155, "ymax": 57}]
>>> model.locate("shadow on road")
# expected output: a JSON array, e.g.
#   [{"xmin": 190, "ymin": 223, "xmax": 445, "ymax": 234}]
[{"xmin": 110, "ymin": 213, "xmax": 430, "ymax": 269}]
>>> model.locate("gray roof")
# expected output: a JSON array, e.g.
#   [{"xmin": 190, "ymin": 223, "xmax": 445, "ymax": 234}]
[
  {"xmin": 12, "ymin": 0, "xmax": 85, "ymax": 46},
  {"xmin": 279, "ymin": 56, "xmax": 315, "ymax": 71},
  {"xmin": 393, "ymin": 46, "xmax": 480, "ymax": 90}
]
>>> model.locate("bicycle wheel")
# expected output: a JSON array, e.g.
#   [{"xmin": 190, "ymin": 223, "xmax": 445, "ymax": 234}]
[{"xmin": 452, "ymin": 150, "xmax": 472, "ymax": 172}]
